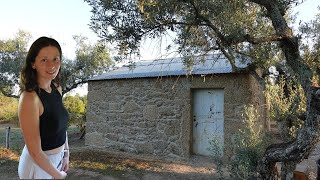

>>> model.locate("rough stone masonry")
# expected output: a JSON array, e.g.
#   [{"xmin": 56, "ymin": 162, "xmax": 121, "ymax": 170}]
[{"xmin": 86, "ymin": 73, "xmax": 266, "ymax": 160}]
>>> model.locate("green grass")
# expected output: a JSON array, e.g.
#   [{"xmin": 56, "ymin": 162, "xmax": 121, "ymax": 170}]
[
  {"xmin": 0, "ymin": 125, "xmax": 80, "ymax": 154},
  {"xmin": 0, "ymin": 127, "xmax": 24, "ymax": 154}
]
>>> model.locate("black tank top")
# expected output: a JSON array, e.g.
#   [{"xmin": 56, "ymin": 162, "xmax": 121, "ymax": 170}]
[{"xmin": 36, "ymin": 83, "xmax": 69, "ymax": 151}]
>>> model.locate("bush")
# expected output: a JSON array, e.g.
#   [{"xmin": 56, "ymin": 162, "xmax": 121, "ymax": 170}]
[
  {"xmin": 63, "ymin": 94, "xmax": 87, "ymax": 134},
  {"xmin": 0, "ymin": 94, "xmax": 19, "ymax": 125},
  {"xmin": 210, "ymin": 105, "xmax": 273, "ymax": 179},
  {"xmin": 229, "ymin": 105, "xmax": 273, "ymax": 179},
  {"xmin": 265, "ymin": 77, "xmax": 305, "ymax": 141}
]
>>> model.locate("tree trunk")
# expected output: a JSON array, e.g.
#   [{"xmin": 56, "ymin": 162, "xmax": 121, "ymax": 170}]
[{"xmin": 248, "ymin": 0, "xmax": 320, "ymax": 178}]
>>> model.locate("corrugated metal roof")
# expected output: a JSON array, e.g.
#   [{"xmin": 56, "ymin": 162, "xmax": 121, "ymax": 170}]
[{"xmin": 89, "ymin": 55, "xmax": 250, "ymax": 81}]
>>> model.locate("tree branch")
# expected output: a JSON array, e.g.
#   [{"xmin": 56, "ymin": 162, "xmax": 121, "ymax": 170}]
[{"xmin": 63, "ymin": 80, "xmax": 88, "ymax": 95}]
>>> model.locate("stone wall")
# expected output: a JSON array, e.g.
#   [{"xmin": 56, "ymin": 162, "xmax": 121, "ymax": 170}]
[{"xmin": 86, "ymin": 73, "xmax": 266, "ymax": 160}]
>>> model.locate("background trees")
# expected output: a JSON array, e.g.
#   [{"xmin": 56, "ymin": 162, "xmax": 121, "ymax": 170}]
[
  {"xmin": 61, "ymin": 35, "xmax": 114, "ymax": 94},
  {"xmin": 0, "ymin": 31, "xmax": 107, "ymax": 135},
  {"xmin": 0, "ymin": 31, "xmax": 114, "ymax": 97},
  {"xmin": 63, "ymin": 94, "xmax": 87, "ymax": 138},
  {"xmin": 0, "ymin": 30, "xmax": 30, "ymax": 98},
  {"xmin": 85, "ymin": 0, "xmax": 320, "ymax": 178}
]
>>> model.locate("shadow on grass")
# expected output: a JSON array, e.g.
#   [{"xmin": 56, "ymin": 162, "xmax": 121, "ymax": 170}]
[
  {"xmin": 0, "ymin": 147, "xmax": 20, "ymax": 180},
  {"xmin": 1, "ymin": 126, "xmax": 218, "ymax": 180},
  {"xmin": 68, "ymin": 149, "xmax": 217, "ymax": 180}
]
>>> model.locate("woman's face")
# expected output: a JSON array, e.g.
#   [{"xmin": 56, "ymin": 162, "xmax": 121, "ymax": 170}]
[{"xmin": 32, "ymin": 46, "xmax": 61, "ymax": 82}]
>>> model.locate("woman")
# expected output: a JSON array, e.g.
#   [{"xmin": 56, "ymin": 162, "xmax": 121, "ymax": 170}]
[{"xmin": 18, "ymin": 37, "xmax": 70, "ymax": 179}]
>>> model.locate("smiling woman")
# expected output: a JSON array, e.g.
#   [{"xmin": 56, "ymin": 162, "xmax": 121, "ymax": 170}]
[
  {"xmin": 18, "ymin": 37, "xmax": 70, "ymax": 179},
  {"xmin": 32, "ymin": 46, "xmax": 61, "ymax": 92}
]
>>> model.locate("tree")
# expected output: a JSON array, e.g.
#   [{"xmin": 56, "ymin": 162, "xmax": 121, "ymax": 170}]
[
  {"xmin": 85, "ymin": 0, "xmax": 320, "ymax": 178},
  {"xmin": 299, "ymin": 11, "xmax": 320, "ymax": 85},
  {"xmin": 0, "ymin": 30, "xmax": 31, "ymax": 98},
  {"xmin": 61, "ymin": 35, "xmax": 114, "ymax": 94},
  {"xmin": 0, "ymin": 32, "xmax": 114, "ymax": 97}
]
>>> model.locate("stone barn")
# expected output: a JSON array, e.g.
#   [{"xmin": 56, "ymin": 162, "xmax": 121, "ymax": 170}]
[{"xmin": 86, "ymin": 55, "xmax": 266, "ymax": 160}]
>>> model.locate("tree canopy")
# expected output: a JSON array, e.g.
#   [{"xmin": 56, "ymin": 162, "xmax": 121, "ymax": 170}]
[
  {"xmin": 0, "ymin": 30, "xmax": 30, "ymax": 98},
  {"xmin": 85, "ymin": 0, "xmax": 320, "ymax": 178},
  {"xmin": 0, "ymin": 31, "xmax": 114, "ymax": 97}
]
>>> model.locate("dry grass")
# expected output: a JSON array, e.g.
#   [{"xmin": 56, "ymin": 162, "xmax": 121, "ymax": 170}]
[
  {"xmin": 0, "ymin": 147, "xmax": 20, "ymax": 161},
  {"xmin": 0, "ymin": 124, "xmax": 218, "ymax": 179}
]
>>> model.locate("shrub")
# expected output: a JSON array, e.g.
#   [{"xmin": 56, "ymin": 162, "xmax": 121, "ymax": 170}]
[
  {"xmin": 265, "ymin": 77, "xmax": 305, "ymax": 141},
  {"xmin": 210, "ymin": 105, "xmax": 273, "ymax": 179},
  {"xmin": 0, "ymin": 94, "xmax": 19, "ymax": 125},
  {"xmin": 63, "ymin": 94, "xmax": 87, "ymax": 135}
]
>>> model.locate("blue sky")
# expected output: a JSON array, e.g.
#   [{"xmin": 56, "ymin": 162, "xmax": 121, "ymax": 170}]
[{"xmin": 0, "ymin": 0, "xmax": 319, "ymax": 60}]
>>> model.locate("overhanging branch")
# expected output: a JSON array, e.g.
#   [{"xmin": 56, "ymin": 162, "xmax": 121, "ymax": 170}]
[{"xmin": 63, "ymin": 80, "xmax": 88, "ymax": 95}]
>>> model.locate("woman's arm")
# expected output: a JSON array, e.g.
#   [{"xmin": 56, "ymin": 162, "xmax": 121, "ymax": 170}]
[{"xmin": 19, "ymin": 91, "xmax": 66, "ymax": 179}]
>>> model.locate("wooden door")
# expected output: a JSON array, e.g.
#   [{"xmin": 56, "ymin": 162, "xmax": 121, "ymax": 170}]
[{"xmin": 192, "ymin": 89, "xmax": 224, "ymax": 156}]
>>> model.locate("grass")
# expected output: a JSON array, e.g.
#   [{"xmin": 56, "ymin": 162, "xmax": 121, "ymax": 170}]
[
  {"xmin": 0, "ymin": 126, "xmax": 24, "ymax": 154},
  {"xmin": 0, "ymin": 125, "xmax": 81, "ymax": 152},
  {"xmin": 0, "ymin": 125, "xmax": 140, "ymax": 179},
  {"xmin": 0, "ymin": 125, "xmax": 23, "ymax": 180},
  {"xmin": 0, "ymin": 124, "xmax": 216, "ymax": 179}
]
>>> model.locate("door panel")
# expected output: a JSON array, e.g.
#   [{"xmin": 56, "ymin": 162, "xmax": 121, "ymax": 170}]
[{"xmin": 193, "ymin": 89, "xmax": 224, "ymax": 156}]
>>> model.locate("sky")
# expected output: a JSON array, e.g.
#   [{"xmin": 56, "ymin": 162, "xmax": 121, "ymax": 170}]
[
  {"xmin": 0, "ymin": 0, "xmax": 99, "ymax": 59},
  {"xmin": 0, "ymin": 0, "xmax": 319, "ymax": 59},
  {"xmin": 0, "ymin": 0, "xmax": 319, "ymax": 95}
]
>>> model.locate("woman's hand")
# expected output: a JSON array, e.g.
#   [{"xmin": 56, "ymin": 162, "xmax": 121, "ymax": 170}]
[
  {"xmin": 57, "ymin": 171, "xmax": 67, "ymax": 179},
  {"xmin": 61, "ymin": 150, "xmax": 70, "ymax": 172},
  {"xmin": 61, "ymin": 157, "xmax": 69, "ymax": 172}
]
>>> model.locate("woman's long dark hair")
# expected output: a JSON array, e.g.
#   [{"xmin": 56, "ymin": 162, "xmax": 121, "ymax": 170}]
[{"xmin": 20, "ymin": 36, "xmax": 62, "ymax": 93}]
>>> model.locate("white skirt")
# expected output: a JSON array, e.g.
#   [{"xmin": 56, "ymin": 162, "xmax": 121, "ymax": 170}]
[{"xmin": 18, "ymin": 145, "xmax": 64, "ymax": 179}]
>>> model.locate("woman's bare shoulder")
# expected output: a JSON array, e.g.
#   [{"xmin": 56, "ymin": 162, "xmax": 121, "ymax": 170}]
[
  {"xmin": 19, "ymin": 91, "xmax": 39, "ymax": 104},
  {"xmin": 20, "ymin": 90, "xmax": 37, "ymax": 98}
]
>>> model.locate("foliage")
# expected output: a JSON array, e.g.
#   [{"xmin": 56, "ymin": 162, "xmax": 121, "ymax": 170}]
[
  {"xmin": 0, "ymin": 93, "xmax": 18, "ymax": 125},
  {"xmin": 209, "ymin": 135, "xmax": 224, "ymax": 179},
  {"xmin": 85, "ymin": 0, "xmax": 320, "ymax": 178},
  {"xmin": 0, "ymin": 30, "xmax": 31, "ymax": 98},
  {"xmin": 299, "ymin": 8, "xmax": 320, "ymax": 85},
  {"xmin": 85, "ymin": 0, "xmax": 294, "ymax": 70},
  {"xmin": 211, "ymin": 105, "xmax": 273, "ymax": 179},
  {"xmin": 61, "ymin": 35, "xmax": 114, "ymax": 94},
  {"xmin": 64, "ymin": 94, "xmax": 86, "ymax": 114},
  {"xmin": 63, "ymin": 94, "xmax": 87, "ymax": 134},
  {"xmin": 0, "ymin": 31, "xmax": 114, "ymax": 98},
  {"xmin": 265, "ymin": 77, "xmax": 305, "ymax": 141},
  {"xmin": 229, "ymin": 105, "xmax": 273, "ymax": 179}
]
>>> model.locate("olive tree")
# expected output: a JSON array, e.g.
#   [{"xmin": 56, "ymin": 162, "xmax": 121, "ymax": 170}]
[
  {"xmin": 0, "ymin": 31, "xmax": 113, "ymax": 97},
  {"xmin": 85, "ymin": 0, "xmax": 320, "ymax": 178}
]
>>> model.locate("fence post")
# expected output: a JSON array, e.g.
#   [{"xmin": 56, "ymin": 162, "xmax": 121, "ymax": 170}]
[
  {"xmin": 317, "ymin": 159, "xmax": 320, "ymax": 180},
  {"xmin": 5, "ymin": 126, "xmax": 11, "ymax": 149}
]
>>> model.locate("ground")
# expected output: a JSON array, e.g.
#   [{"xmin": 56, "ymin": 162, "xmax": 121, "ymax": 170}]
[{"xmin": 0, "ymin": 124, "xmax": 222, "ymax": 180}]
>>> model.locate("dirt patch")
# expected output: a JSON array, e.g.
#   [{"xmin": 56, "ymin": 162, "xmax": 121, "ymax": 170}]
[
  {"xmin": 68, "ymin": 149, "xmax": 218, "ymax": 179},
  {"xmin": 0, "ymin": 125, "xmax": 222, "ymax": 179},
  {"xmin": 68, "ymin": 131, "xmax": 220, "ymax": 180}
]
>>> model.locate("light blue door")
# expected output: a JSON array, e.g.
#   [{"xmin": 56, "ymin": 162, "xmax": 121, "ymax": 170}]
[{"xmin": 193, "ymin": 89, "xmax": 224, "ymax": 156}]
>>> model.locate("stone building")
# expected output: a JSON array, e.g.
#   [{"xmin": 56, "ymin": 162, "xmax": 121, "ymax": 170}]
[{"xmin": 86, "ymin": 55, "xmax": 266, "ymax": 160}]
